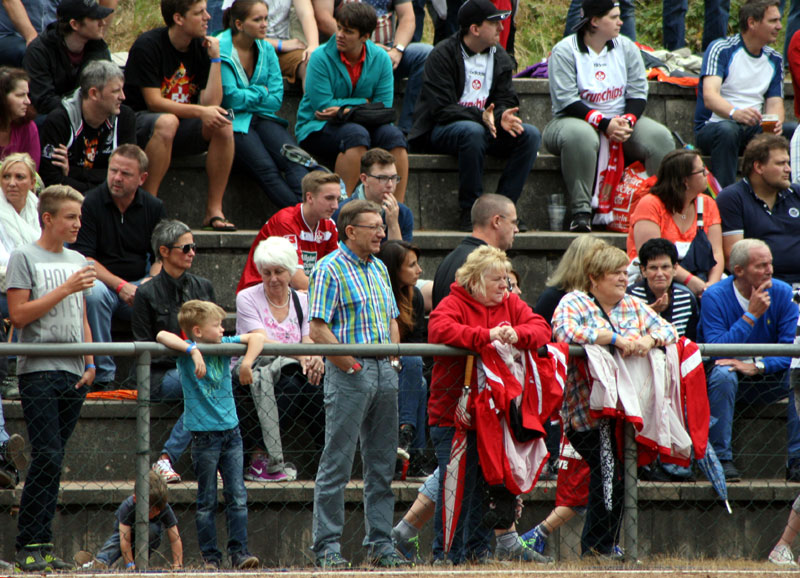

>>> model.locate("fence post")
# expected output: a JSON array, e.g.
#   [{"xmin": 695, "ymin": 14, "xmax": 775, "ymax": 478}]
[
  {"xmin": 134, "ymin": 350, "xmax": 151, "ymax": 572},
  {"xmin": 623, "ymin": 421, "xmax": 638, "ymax": 561}
]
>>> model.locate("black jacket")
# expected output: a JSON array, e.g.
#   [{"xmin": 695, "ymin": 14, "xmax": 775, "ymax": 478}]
[
  {"xmin": 131, "ymin": 270, "xmax": 216, "ymax": 369},
  {"xmin": 409, "ymin": 33, "xmax": 519, "ymax": 148},
  {"xmin": 22, "ymin": 22, "xmax": 111, "ymax": 114},
  {"xmin": 431, "ymin": 236, "xmax": 487, "ymax": 310}
]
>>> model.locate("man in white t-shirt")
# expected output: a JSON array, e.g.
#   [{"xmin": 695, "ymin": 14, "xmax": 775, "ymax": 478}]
[{"xmin": 408, "ymin": 0, "xmax": 540, "ymax": 232}]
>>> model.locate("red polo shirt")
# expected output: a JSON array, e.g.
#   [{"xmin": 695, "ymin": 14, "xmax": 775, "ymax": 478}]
[{"xmin": 339, "ymin": 44, "xmax": 366, "ymax": 89}]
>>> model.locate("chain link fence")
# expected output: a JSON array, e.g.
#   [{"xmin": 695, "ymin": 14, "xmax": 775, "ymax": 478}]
[{"xmin": 1, "ymin": 342, "xmax": 799, "ymax": 568}]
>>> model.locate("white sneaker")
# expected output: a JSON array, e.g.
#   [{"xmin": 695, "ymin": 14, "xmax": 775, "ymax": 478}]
[
  {"xmin": 152, "ymin": 458, "xmax": 181, "ymax": 484},
  {"xmin": 769, "ymin": 544, "xmax": 797, "ymax": 566}
]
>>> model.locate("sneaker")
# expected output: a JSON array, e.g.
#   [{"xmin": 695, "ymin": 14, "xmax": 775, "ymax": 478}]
[
  {"xmin": 315, "ymin": 551, "xmax": 350, "ymax": 569},
  {"xmin": 391, "ymin": 528, "xmax": 419, "ymax": 564},
  {"xmin": 73, "ymin": 551, "xmax": 107, "ymax": 570},
  {"xmin": 432, "ymin": 558, "xmax": 454, "ymax": 567},
  {"xmin": 271, "ymin": 461, "xmax": 297, "ymax": 481},
  {"xmin": 232, "ymin": 552, "xmax": 260, "ymax": 569},
  {"xmin": 398, "ymin": 424, "xmax": 415, "ymax": 457},
  {"xmin": 152, "ymin": 458, "xmax": 181, "ymax": 484},
  {"xmin": 16, "ymin": 548, "xmax": 47, "ymax": 572},
  {"xmin": 370, "ymin": 551, "xmax": 413, "ymax": 568},
  {"xmin": 41, "ymin": 545, "xmax": 74, "ymax": 571},
  {"xmin": 495, "ymin": 536, "xmax": 553, "ymax": 563},
  {"xmin": 720, "ymin": 460, "xmax": 741, "ymax": 483},
  {"xmin": 5, "ymin": 433, "xmax": 28, "ymax": 471},
  {"xmin": 769, "ymin": 544, "xmax": 798, "ymax": 566},
  {"xmin": 521, "ymin": 525, "xmax": 548, "ymax": 554},
  {"xmin": 583, "ymin": 547, "xmax": 625, "ymax": 562},
  {"xmin": 569, "ymin": 212, "xmax": 592, "ymax": 232},
  {"xmin": 203, "ymin": 559, "xmax": 220, "ymax": 570}
]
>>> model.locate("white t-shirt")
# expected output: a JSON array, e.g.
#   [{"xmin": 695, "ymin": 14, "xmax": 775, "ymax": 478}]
[
  {"xmin": 458, "ymin": 45, "xmax": 494, "ymax": 111},
  {"xmin": 574, "ymin": 43, "xmax": 627, "ymax": 116}
]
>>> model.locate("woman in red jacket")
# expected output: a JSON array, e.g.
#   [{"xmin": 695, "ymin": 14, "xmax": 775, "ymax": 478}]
[{"xmin": 427, "ymin": 245, "xmax": 551, "ymax": 564}]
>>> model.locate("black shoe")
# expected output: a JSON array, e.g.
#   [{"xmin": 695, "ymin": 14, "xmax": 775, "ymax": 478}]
[
  {"xmin": 787, "ymin": 461, "xmax": 800, "ymax": 482},
  {"xmin": 41, "ymin": 545, "xmax": 74, "ymax": 571},
  {"xmin": 398, "ymin": 424, "xmax": 415, "ymax": 455},
  {"xmin": 638, "ymin": 463, "xmax": 672, "ymax": 482},
  {"xmin": 720, "ymin": 460, "xmax": 741, "ymax": 482},
  {"xmin": 16, "ymin": 547, "xmax": 47, "ymax": 572},
  {"xmin": 516, "ymin": 218, "xmax": 529, "ymax": 232},
  {"xmin": 459, "ymin": 210, "xmax": 472, "ymax": 232},
  {"xmin": 232, "ymin": 552, "xmax": 259, "ymax": 569},
  {"xmin": 569, "ymin": 212, "xmax": 592, "ymax": 232}
]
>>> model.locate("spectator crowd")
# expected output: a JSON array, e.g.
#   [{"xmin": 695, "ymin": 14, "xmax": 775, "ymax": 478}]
[{"xmin": 2, "ymin": 0, "xmax": 800, "ymax": 571}]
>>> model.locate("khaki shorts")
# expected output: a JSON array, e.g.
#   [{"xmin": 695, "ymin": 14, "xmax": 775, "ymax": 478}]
[{"xmin": 278, "ymin": 49, "xmax": 305, "ymax": 84}]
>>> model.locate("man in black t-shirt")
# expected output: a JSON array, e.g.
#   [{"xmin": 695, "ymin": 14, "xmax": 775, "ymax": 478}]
[
  {"xmin": 39, "ymin": 60, "xmax": 135, "ymax": 192},
  {"xmin": 124, "ymin": 0, "xmax": 235, "ymax": 231}
]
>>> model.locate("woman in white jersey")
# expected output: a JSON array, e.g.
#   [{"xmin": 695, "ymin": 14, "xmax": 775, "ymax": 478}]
[{"xmin": 543, "ymin": 0, "xmax": 674, "ymax": 233}]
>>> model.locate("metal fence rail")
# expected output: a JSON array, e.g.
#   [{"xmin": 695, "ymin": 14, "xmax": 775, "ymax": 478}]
[{"xmin": 2, "ymin": 341, "xmax": 798, "ymax": 568}]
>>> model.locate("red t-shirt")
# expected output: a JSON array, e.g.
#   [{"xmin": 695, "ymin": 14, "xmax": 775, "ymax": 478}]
[
  {"xmin": 236, "ymin": 204, "xmax": 339, "ymax": 292},
  {"xmin": 339, "ymin": 44, "xmax": 366, "ymax": 90},
  {"xmin": 626, "ymin": 193, "xmax": 721, "ymax": 259}
]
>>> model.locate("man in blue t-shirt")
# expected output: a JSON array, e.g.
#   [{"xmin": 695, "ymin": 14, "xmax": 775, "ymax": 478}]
[{"xmin": 694, "ymin": 0, "xmax": 795, "ymax": 188}]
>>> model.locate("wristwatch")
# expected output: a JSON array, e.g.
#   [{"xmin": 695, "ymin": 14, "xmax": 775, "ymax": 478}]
[
  {"xmin": 754, "ymin": 359, "xmax": 765, "ymax": 374},
  {"xmin": 394, "ymin": 43, "xmax": 406, "ymax": 53},
  {"xmin": 346, "ymin": 362, "xmax": 362, "ymax": 375}
]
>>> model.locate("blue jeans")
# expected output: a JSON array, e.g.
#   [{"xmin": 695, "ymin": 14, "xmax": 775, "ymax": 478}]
[
  {"xmin": 151, "ymin": 368, "xmax": 193, "ymax": 465},
  {"xmin": 85, "ymin": 278, "xmax": 140, "ymax": 383},
  {"xmin": 398, "ymin": 356, "xmax": 427, "ymax": 450},
  {"xmin": 16, "ymin": 371, "xmax": 86, "ymax": 549},
  {"xmin": 395, "ymin": 43, "xmax": 433, "ymax": 134},
  {"xmin": 703, "ymin": 0, "xmax": 731, "ymax": 50},
  {"xmin": 0, "ymin": 34, "xmax": 25, "ymax": 67},
  {"xmin": 233, "ymin": 117, "xmax": 307, "ymax": 209},
  {"xmin": 206, "ymin": 0, "xmax": 224, "ymax": 35},
  {"xmin": 564, "ymin": 0, "xmax": 636, "ymax": 39},
  {"xmin": 191, "ymin": 427, "xmax": 249, "ymax": 563},
  {"xmin": 429, "ymin": 120, "xmax": 540, "ymax": 212},
  {"xmin": 706, "ymin": 366, "xmax": 800, "ymax": 463},
  {"xmin": 311, "ymin": 358, "xmax": 398, "ymax": 557},
  {"xmin": 96, "ymin": 521, "xmax": 162, "ymax": 566},
  {"xmin": 430, "ymin": 426, "xmax": 491, "ymax": 564},
  {"xmin": 696, "ymin": 120, "xmax": 798, "ymax": 187},
  {"xmin": 662, "ymin": 0, "xmax": 688, "ymax": 50}
]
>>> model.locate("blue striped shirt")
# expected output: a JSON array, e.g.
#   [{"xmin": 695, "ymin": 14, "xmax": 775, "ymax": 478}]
[{"xmin": 308, "ymin": 242, "xmax": 398, "ymax": 344}]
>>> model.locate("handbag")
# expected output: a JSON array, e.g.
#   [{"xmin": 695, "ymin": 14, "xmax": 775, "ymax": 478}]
[
  {"xmin": 333, "ymin": 102, "xmax": 396, "ymax": 129},
  {"xmin": 680, "ymin": 195, "xmax": 716, "ymax": 282}
]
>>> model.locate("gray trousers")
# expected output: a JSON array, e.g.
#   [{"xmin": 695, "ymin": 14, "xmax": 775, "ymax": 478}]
[
  {"xmin": 311, "ymin": 358, "xmax": 399, "ymax": 557},
  {"xmin": 542, "ymin": 115, "xmax": 675, "ymax": 214}
]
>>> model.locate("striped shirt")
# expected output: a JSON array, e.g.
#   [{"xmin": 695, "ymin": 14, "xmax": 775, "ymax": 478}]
[
  {"xmin": 553, "ymin": 290, "xmax": 678, "ymax": 432},
  {"xmin": 627, "ymin": 280, "xmax": 699, "ymax": 340},
  {"xmin": 308, "ymin": 242, "xmax": 398, "ymax": 344}
]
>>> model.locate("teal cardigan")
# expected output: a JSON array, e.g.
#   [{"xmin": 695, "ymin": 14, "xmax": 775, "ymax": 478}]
[
  {"xmin": 218, "ymin": 29, "xmax": 287, "ymax": 133},
  {"xmin": 294, "ymin": 35, "xmax": 394, "ymax": 144}
]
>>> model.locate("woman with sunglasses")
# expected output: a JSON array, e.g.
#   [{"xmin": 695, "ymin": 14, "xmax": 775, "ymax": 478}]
[{"xmin": 627, "ymin": 148, "xmax": 724, "ymax": 296}]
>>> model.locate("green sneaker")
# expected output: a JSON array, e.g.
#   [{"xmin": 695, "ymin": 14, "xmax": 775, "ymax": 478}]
[
  {"xmin": 391, "ymin": 528, "xmax": 419, "ymax": 564},
  {"xmin": 15, "ymin": 548, "xmax": 47, "ymax": 573},
  {"xmin": 370, "ymin": 551, "xmax": 413, "ymax": 568},
  {"xmin": 40, "ymin": 546, "xmax": 74, "ymax": 571}
]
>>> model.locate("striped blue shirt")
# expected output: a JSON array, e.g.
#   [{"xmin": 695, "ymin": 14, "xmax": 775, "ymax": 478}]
[{"xmin": 309, "ymin": 242, "xmax": 398, "ymax": 344}]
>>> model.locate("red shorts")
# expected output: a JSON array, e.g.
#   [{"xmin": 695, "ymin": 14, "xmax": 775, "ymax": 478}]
[{"xmin": 555, "ymin": 436, "xmax": 590, "ymax": 508}]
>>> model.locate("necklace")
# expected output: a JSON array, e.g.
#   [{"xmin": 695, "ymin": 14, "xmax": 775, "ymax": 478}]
[{"xmin": 265, "ymin": 288, "xmax": 290, "ymax": 308}]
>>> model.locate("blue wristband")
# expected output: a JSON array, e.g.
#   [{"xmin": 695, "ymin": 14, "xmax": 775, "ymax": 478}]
[
  {"xmin": 186, "ymin": 343, "xmax": 197, "ymax": 354},
  {"xmin": 210, "ymin": 57, "xmax": 221, "ymax": 63},
  {"xmin": 85, "ymin": 363, "xmax": 96, "ymax": 370},
  {"xmin": 126, "ymin": 562, "xmax": 135, "ymax": 569},
  {"xmin": 610, "ymin": 333, "xmax": 617, "ymax": 345},
  {"xmin": 277, "ymin": 40, "xmax": 283, "ymax": 52},
  {"xmin": 743, "ymin": 312, "xmax": 757, "ymax": 323}
]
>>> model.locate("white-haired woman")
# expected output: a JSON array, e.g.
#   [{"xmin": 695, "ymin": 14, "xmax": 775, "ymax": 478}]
[{"xmin": 234, "ymin": 236, "xmax": 324, "ymax": 482}]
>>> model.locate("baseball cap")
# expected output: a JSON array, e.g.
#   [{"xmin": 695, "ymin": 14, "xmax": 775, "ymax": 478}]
[
  {"xmin": 57, "ymin": 0, "xmax": 114, "ymax": 21},
  {"xmin": 458, "ymin": 0, "xmax": 511, "ymax": 29},
  {"xmin": 572, "ymin": 0, "xmax": 619, "ymax": 31}
]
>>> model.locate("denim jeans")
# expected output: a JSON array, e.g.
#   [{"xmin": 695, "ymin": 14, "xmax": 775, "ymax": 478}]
[
  {"xmin": 96, "ymin": 521, "xmax": 163, "ymax": 566},
  {"xmin": 395, "ymin": 43, "xmax": 433, "ymax": 134},
  {"xmin": 429, "ymin": 120, "xmax": 540, "ymax": 212},
  {"xmin": 191, "ymin": 427, "xmax": 249, "ymax": 563},
  {"xmin": 311, "ymin": 358, "xmax": 398, "ymax": 557},
  {"xmin": 430, "ymin": 426, "xmax": 491, "ymax": 564},
  {"xmin": 398, "ymin": 356, "xmax": 427, "ymax": 450},
  {"xmin": 564, "ymin": 0, "xmax": 636, "ymax": 39},
  {"xmin": 85, "ymin": 278, "xmax": 140, "ymax": 383},
  {"xmin": 662, "ymin": 0, "xmax": 688, "ymax": 50},
  {"xmin": 152, "ymin": 369, "xmax": 192, "ymax": 465},
  {"xmin": 703, "ymin": 0, "xmax": 731, "ymax": 50},
  {"xmin": 0, "ymin": 34, "xmax": 25, "ymax": 67},
  {"xmin": 706, "ymin": 367, "xmax": 800, "ymax": 463},
  {"xmin": 233, "ymin": 117, "xmax": 307, "ymax": 209},
  {"xmin": 16, "ymin": 371, "xmax": 86, "ymax": 549}
]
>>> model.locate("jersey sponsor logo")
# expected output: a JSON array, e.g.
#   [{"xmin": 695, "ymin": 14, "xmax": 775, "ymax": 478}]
[
  {"xmin": 458, "ymin": 96, "xmax": 488, "ymax": 109},
  {"xmin": 472, "ymin": 79, "xmax": 482, "ymax": 90},
  {"xmin": 284, "ymin": 234, "xmax": 298, "ymax": 248},
  {"xmin": 301, "ymin": 251, "xmax": 317, "ymax": 275},
  {"xmin": 161, "ymin": 63, "xmax": 199, "ymax": 104},
  {"xmin": 579, "ymin": 85, "xmax": 625, "ymax": 104},
  {"xmin": 300, "ymin": 230, "xmax": 333, "ymax": 242},
  {"xmin": 595, "ymin": 70, "xmax": 606, "ymax": 81}
]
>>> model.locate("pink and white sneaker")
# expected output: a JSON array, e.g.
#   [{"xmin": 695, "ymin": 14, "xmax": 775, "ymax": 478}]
[{"xmin": 245, "ymin": 458, "xmax": 296, "ymax": 482}]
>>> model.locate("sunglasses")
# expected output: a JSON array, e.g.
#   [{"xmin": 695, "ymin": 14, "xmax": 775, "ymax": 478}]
[{"xmin": 171, "ymin": 243, "xmax": 197, "ymax": 254}]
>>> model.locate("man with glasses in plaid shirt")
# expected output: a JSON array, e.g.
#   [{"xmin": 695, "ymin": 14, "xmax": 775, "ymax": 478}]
[{"xmin": 308, "ymin": 199, "xmax": 409, "ymax": 569}]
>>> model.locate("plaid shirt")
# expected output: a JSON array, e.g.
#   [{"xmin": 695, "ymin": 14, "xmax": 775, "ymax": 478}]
[
  {"xmin": 553, "ymin": 290, "xmax": 678, "ymax": 432},
  {"xmin": 309, "ymin": 242, "xmax": 398, "ymax": 344}
]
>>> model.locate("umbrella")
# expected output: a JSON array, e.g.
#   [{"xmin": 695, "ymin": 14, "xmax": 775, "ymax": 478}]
[
  {"xmin": 442, "ymin": 356, "xmax": 474, "ymax": 555},
  {"xmin": 695, "ymin": 417, "xmax": 732, "ymax": 514},
  {"xmin": 671, "ymin": 131, "xmax": 722, "ymax": 199}
]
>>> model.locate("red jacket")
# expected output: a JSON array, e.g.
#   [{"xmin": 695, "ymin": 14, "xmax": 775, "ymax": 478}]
[{"xmin": 428, "ymin": 283, "xmax": 552, "ymax": 427}]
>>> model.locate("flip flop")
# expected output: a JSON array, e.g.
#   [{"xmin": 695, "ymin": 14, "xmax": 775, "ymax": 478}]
[{"xmin": 202, "ymin": 216, "xmax": 237, "ymax": 232}]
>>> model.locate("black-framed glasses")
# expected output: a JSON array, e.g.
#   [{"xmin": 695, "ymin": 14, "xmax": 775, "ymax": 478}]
[
  {"xmin": 171, "ymin": 243, "xmax": 197, "ymax": 253},
  {"xmin": 367, "ymin": 173, "xmax": 402, "ymax": 184},
  {"xmin": 351, "ymin": 223, "xmax": 388, "ymax": 232},
  {"xmin": 690, "ymin": 167, "xmax": 708, "ymax": 176}
]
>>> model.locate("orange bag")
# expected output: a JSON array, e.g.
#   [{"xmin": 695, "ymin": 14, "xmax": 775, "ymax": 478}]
[{"xmin": 607, "ymin": 161, "xmax": 657, "ymax": 233}]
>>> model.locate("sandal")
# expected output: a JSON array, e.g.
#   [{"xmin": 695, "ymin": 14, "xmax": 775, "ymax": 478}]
[{"xmin": 202, "ymin": 216, "xmax": 237, "ymax": 232}]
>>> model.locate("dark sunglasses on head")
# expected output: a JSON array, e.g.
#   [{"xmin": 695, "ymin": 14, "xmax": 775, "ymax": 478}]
[{"xmin": 171, "ymin": 243, "xmax": 197, "ymax": 254}]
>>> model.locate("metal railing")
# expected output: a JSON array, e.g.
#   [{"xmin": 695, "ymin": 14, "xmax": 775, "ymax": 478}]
[{"xmin": 3, "ymin": 340, "xmax": 798, "ymax": 568}]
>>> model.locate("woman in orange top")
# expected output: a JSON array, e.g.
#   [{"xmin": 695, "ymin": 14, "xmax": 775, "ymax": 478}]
[{"xmin": 627, "ymin": 148, "xmax": 724, "ymax": 297}]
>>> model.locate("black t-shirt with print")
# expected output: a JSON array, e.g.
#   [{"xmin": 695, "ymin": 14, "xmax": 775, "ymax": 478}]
[{"xmin": 124, "ymin": 27, "xmax": 211, "ymax": 111}]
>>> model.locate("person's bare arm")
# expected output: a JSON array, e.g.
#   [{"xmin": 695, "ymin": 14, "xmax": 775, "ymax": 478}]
[
  {"xmin": 88, "ymin": 259, "xmax": 137, "ymax": 305},
  {"xmin": 765, "ymin": 96, "xmax": 785, "ymax": 134},
  {"xmin": 312, "ymin": 0, "xmax": 337, "ymax": 38},
  {"xmin": 2, "ymin": 0, "xmax": 36, "ymax": 44},
  {"xmin": 392, "ymin": 2, "xmax": 415, "ymax": 49},
  {"xmin": 166, "ymin": 525, "xmax": 183, "ymax": 569},
  {"xmin": 632, "ymin": 219, "xmax": 661, "ymax": 254},
  {"xmin": 119, "ymin": 523, "xmax": 134, "ymax": 565},
  {"xmin": 706, "ymin": 223, "xmax": 725, "ymax": 285},
  {"xmin": 294, "ymin": 0, "xmax": 319, "ymax": 58},
  {"xmin": 7, "ymin": 266, "xmax": 95, "ymax": 327},
  {"xmin": 702, "ymin": 75, "xmax": 761, "ymax": 125},
  {"xmin": 198, "ymin": 36, "xmax": 224, "ymax": 107}
]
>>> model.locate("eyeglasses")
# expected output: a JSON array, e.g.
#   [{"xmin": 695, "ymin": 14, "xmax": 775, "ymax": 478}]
[
  {"xmin": 367, "ymin": 174, "xmax": 402, "ymax": 184},
  {"xmin": 499, "ymin": 214, "xmax": 520, "ymax": 226},
  {"xmin": 171, "ymin": 243, "xmax": 197, "ymax": 253},
  {"xmin": 351, "ymin": 223, "xmax": 387, "ymax": 232},
  {"xmin": 690, "ymin": 167, "xmax": 708, "ymax": 176}
]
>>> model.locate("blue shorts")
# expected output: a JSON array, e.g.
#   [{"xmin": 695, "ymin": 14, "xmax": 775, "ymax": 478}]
[{"xmin": 300, "ymin": 121, "xmax": 407, "ymax": 155}]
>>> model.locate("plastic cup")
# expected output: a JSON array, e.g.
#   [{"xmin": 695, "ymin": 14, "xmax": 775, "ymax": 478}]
[
  {"xmin": 761, "ymin": 114, "xmax": 779, "ymax": 134},
  {"xmin": 83, "ymin": 260, "xmax": 95, "ymax": 297},
  {"xmin": 548, "ymin": 205, "xmax": 566, "ymax": 231}
]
